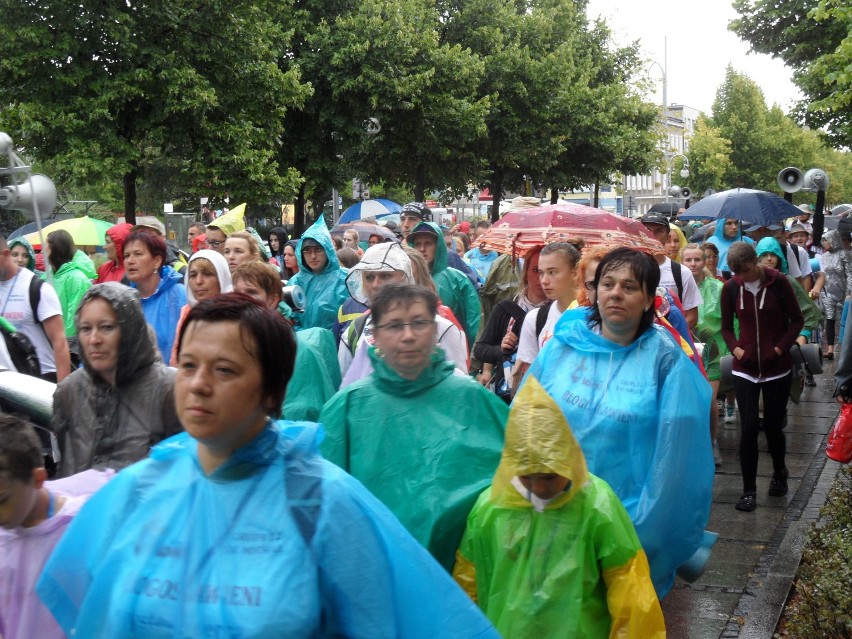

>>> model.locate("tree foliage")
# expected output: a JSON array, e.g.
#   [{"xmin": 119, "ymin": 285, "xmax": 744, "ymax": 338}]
[
  {"xmin": 730, "ymin": 0, "xmax": 852, "ymax": 148},
  {"xmin": 685, "ymin": 117, "xmax": 733, "ymax": 197},
  {"xmin": 0, "ymin": 0, "xmax": 310, "ymax": 219}
]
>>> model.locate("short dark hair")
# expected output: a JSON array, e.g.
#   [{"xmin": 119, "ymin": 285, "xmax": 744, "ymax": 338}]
[
  {"xmin": 474, "ymin": 220, "xmax": 492, "ymax": 231},
  {"xmin": 587, "ymin": 247, "xmax": 659, "ymax": 337},
  {"xmin": 47, "ymin": 229, "xmax": 76, "ymax": 271},
  {"xmin": 177, "ymin": 293, "xmax": 296, "ymax": 418},
  {"xmin": 191, "ymin": 222, "xmax": 207, "ymax": 233},
  {"xmin": 370, "ymin": 284, "xmax": 438, "ymax": 327},
  {"xmin": 124, "ymin": 231, "xmax": 167, "ymax": 266},
  {"xmin": 0, "ymin": 415, "xmax": 44, "ymax": 481},
  {"xmin": 726, "ymin": 242, "xmax": 758, "ymax": 274},
  {"xmin": 700, "ymin": 241, "xmax": 719, "ymax": 257}
]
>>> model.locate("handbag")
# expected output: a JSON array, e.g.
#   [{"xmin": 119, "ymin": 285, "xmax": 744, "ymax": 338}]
[{"xmin": 826, "ymin": 403, "xmax": 852, "ymax": 464}]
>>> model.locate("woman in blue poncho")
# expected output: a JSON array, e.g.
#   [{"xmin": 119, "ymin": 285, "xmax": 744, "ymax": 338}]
[
  {"xmin": 123, "ymin": 231, "xmax": 186, "ymax": 361},
  {"xmin": 36, "ymin": 293, "xmax": 499, "ymax": 638},
  {"xmin": 706, "ymin": 218, "xmax": 751, "ymax": 273},
  {"xmin": 527, "ymin": 247, "xmax": 714, "ymax": 598}
]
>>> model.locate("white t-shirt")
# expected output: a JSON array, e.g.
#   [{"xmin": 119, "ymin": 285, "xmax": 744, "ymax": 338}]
[
  {"xmin": 0, "ymin": 268, "xmax": 63, "ymax": 374},
  {"xmin": 659, "ymin": 258, "xmax": 703, "ymax": 311},
  {"xmin": 517, "ymin": 302, "xmax": 562, "ymax": 365},
  {"xmin": 786, "ymin": 242, "xmax": 811, "ymax": 279}
]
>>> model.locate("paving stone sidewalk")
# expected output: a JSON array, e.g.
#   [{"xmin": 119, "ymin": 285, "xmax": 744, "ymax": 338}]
[{"xmin": 661, "ymin": 361, "xmax": 844, "ymax": 639}]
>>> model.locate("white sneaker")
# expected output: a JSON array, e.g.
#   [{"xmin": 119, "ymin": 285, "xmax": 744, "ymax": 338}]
[{"xmin": 725, "ymin": 406, "xmax": 736, "ymax": 423}]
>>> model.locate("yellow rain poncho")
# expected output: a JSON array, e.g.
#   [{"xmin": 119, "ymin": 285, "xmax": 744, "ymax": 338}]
[{"xmin": 453, "ymin": 378, "xmax": 665, "ymax": 639}]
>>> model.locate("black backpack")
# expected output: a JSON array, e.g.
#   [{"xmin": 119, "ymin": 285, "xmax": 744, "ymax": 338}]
[{"xmin": 0, "ymin": 322, "xmax": 41, "ymax": 377}]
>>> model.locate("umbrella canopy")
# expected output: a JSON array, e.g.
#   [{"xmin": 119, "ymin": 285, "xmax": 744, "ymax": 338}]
[
  {"xmin": 648, "ymin": 202, "xmax": 681, "ymax": 217},
  {"xmin": 339, "ymin": 199, "xmax": 401, "ymax": 223},
  {"xmin": 23, "ymin": 216, "xmax": 114, "ymax": 249},
  {"xmin": 678, "ymin": 188, "xmax": 803, "ymax": 226},
  {"xmin": 331, "ymin": 222, "xmax": 398, "ymax": 243},
  {"xmin": 831, "ymin": 203, "xmax": 852, "ymax": 217},
  {"xmin": 477, "ymin": 203, "xmax": 664, "ymax": 257}
]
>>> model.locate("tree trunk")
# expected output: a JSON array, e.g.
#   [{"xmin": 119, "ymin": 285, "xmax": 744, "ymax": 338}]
[
  {"xmin": 593, "ymin": 182, "xmax": 600, "ymax": 208},
  {"xmin": 550, "ymin": 187, "xmax": 558, "ymax": 204},
  {"xmin": 295, "ymin": 182, "xmax": 307, "ymax": 236},
  {"xmin": 490, "ymin": 169, "xmax": 503, "ymax": 223},
  {"xmin": 123, "ymin": 170, "xmax": 137, "ymax": 225},
  {"xmin": 414, "ymin": 166, "xmax": 426, "ymax": 203}
]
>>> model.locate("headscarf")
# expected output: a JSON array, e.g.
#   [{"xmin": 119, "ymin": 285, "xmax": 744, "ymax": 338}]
[{"xmin": 184, "ymin": 249, "xmax": 233, "ymax": 306}]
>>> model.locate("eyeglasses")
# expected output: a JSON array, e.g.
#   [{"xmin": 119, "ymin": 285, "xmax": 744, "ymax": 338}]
[
  {"xmin": 375, "ymin": 319, "xmax": 435, "ymax": 334},
  {"xmin": 206, "ymin": 240, "xmax": 224, "ymax": 248},
  {"xmin": 302, "ymin": 246, "xmax": 325, "ymax": 255},
  {"xmin": 583, "ymin": 280, "xmax": 595, "ymax": 291}
]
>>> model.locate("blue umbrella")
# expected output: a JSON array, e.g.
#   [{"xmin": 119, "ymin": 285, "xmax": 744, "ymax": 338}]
[
  {"xmin": 339, "ymin": 199, "xmax": 401, "ymax": 223},
  {"xmin": 679, "ymin": 188, "xmax": 802, "ymax": 226}
]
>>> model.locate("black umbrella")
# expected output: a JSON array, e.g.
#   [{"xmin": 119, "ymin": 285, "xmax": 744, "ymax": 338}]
[{"xmin": 648, "ymin": 202, "xmax": 681, "ymax": 217}]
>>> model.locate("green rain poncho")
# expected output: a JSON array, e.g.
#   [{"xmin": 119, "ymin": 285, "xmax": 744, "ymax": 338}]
[
  {"xmin": 453, "ymin": 379, "xmax": 665, "ymax": 639},
  {"xmin": 51, "ymin": 251, "xmax": 96, "ymax": 336},
  {"xmin": 407, "ymin": 221, "xmax": 481, "ymax": 346},
  {"xmin": 320, "ymin": 348, "xmax": 507, "ymax": 571},
  {"xmin": 282, "ymin": 327, "xmax": 341, "ymax": 422},
  {"xmin": 288, "ymin": 217, "xmax": 349, "ymax": 331}
]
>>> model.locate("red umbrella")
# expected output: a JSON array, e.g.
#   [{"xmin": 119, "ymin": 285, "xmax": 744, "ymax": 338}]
[{"xmin": 477, "ymin": 203, "xmax": 664, "ymax": 256}]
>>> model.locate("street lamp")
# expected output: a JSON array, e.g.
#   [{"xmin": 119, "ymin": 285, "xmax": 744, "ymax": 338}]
[{"xmin": 664, "ymin": 153, "xmax": 690, "ymax": 202}]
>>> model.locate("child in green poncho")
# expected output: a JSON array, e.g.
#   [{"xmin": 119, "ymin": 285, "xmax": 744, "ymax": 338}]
[{"xmin": 453, "ymin": 377, "xmax": 665, "ymax": 639}]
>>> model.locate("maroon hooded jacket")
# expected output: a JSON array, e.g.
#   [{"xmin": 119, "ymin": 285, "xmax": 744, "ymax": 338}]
[{"xmin": 721, "ymin": 267, "xmax": 804, "ymax": 380}]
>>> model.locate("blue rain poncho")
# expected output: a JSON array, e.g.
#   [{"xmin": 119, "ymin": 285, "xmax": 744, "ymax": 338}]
[
  {"xmin": 36, "ymin": 422, "xmax": 499, "ymax": 639},
  {"xmin": 706, "ymin": 219, "xmax": 752, "ymax": 272},
  {"xmin": 288, "ymin": 217, "xmax": 349, "ymax": 331},
  {"xmin": 130, "ymin": 265, "xmax": 187, "ymax": 362},
  {"xmin": 526, "ymin": 309, "xmax": 714, "ymax": 597}
]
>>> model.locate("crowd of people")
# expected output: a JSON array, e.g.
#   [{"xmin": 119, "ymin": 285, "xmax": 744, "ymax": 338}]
[{"xmin": 0, "ymin": 198, "xmax": 846, "ymax": 638}]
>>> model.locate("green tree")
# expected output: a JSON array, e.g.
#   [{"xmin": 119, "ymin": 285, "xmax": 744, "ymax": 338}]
[
  {"xmin": 0, "ymin": 0, "xmax": 310, "ymax": 222},
  {"xmin": 317, "ymin": 0, "xmax": 490, "ymax": 202},
  {"xmin": 685, "ymin": 117, "xmax": 733, "ymax": 197},
  {"xmin": 730, "ymin": 0, "xmax": 851, "ymax": 148}
]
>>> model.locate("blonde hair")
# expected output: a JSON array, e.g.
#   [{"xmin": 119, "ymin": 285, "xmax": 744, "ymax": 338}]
[
  {"xmin": 225, "ymin": 231, "xmax": 262, "ymax": 261},
  {"xmin": 680, "ymin": 242, "xmax": 713, "ymax": 280},
  {"xmin": 403, "ymin": 246, "xmax": 438, "ymax": 295}
]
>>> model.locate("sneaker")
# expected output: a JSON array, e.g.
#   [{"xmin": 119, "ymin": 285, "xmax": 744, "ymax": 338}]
[
  {"xmin": 805, "ymin": 375, "xmax": 817, "ymax": 387},
  {"xmin": 717, "ymin": 399, "xmax": 725, "ymax": 416},
  {"xmin": 768, "ymin": 469, "xmax": 789, "ymax": 496},
  {"xmin": 713, "ymin": 440, "xmax": 722, "ymax": 467},
  {"xmin": 735, "ymin": 492, "xmax": 757, "ymax": 512},
  {"xmin": 725, "ymin": 406, "xmax": 736, "ymax": 423}
]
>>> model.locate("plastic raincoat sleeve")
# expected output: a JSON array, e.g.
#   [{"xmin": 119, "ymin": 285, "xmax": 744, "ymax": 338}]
[
  {"xmin": 283, "ymin": 328, "xmax": 341, "ymax": 422},
  {"xmin": 36, "ymin": 425, "xmax": 499, "ymax": 639}
]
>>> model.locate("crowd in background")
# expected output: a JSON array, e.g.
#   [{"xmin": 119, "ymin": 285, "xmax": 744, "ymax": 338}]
[{"xmin": 0, "ymin": 197, "xmax": 849, "ymax": 638}]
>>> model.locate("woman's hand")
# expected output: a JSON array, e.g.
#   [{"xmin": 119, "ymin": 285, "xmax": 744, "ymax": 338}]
[
  {"xmin": 733, "ymin": 347, "xmax": 745, "ymax": 360},
  {"xmin": 477, "ymin": 365, "xmax": 493, "ymax": 386},
  {"xmin": 501, "ymin": 332, "xmax": 518, "ymax": 353},
  {"xmin": 809, "ymin": 287, "xmax": 821, "ymax": 299}
]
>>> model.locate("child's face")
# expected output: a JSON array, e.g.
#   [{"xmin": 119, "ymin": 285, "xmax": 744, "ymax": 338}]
[
  {"xmin": 518, "ymin": 473, "xmax": 570, "ymax": 500},
  {"xmin": 0, "ymin": 474, "xmax": 39, "ymax": 529}
]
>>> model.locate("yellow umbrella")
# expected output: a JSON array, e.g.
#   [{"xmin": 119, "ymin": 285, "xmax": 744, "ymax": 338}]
[{"xmin": 23, "ymin": 216, "xmax": 114, "ymax": 249}]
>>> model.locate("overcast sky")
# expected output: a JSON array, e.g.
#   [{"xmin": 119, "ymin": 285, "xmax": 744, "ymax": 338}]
[{"xmin": 585, "ymin": 0, "xmax": 803, "ymax": 116}]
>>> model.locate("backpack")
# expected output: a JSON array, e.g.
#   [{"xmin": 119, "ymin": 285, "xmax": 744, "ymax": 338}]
[
  {"xmin": 535, "ymin": 300, "xmax": 555, "ymax": 339},
  {"xmin": 671, "ymin": 261, "xmax": 684, "ymax": 303},
  {"xmin": 0, "ymin": 318, "xmax": 41, "ymax": 376}
]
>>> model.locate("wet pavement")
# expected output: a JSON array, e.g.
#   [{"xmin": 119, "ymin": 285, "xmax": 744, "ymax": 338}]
[{"xmin": 661, "ymin": 360, "xmax": 844, "ymax": 638}]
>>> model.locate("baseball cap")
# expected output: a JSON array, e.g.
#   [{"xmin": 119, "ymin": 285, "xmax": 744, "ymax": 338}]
[
  {"xmin": 400, "ymin": 202, "xmax": 432, "ymax": 221},
  {"xmin": 744, "ymin": 223, "xmax": 782, "ymax": 233},
  {"xmin": 640, "ymin": 212, "xmax": 669, "ymax": 227}
]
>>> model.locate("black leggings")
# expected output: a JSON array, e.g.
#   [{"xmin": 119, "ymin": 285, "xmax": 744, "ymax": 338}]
[
  {"xmin": 733, "ymin": 373, "xmax": 791, "ymax": 493},
  {"xmin": 826, "ymin": 319, "xmax": 837, "ymax": 348}
]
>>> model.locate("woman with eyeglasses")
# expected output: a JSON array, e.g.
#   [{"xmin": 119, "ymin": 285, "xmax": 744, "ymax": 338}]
[
  {"xmin": 513, "ymin": 242, "xmax": 581, "ymax": 387},
  {"xmin": 525, "ymin": 248, "xmax": 714, "ymax": 598},
  {"xmin": 321, "ymin": 284, "xmax": 507, "ymax": 572}
]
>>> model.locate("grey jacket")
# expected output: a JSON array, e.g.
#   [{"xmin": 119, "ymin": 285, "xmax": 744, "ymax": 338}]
[{"xmin": 50, "ymin": 283, "xmax": 182, "ymax": 477}]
